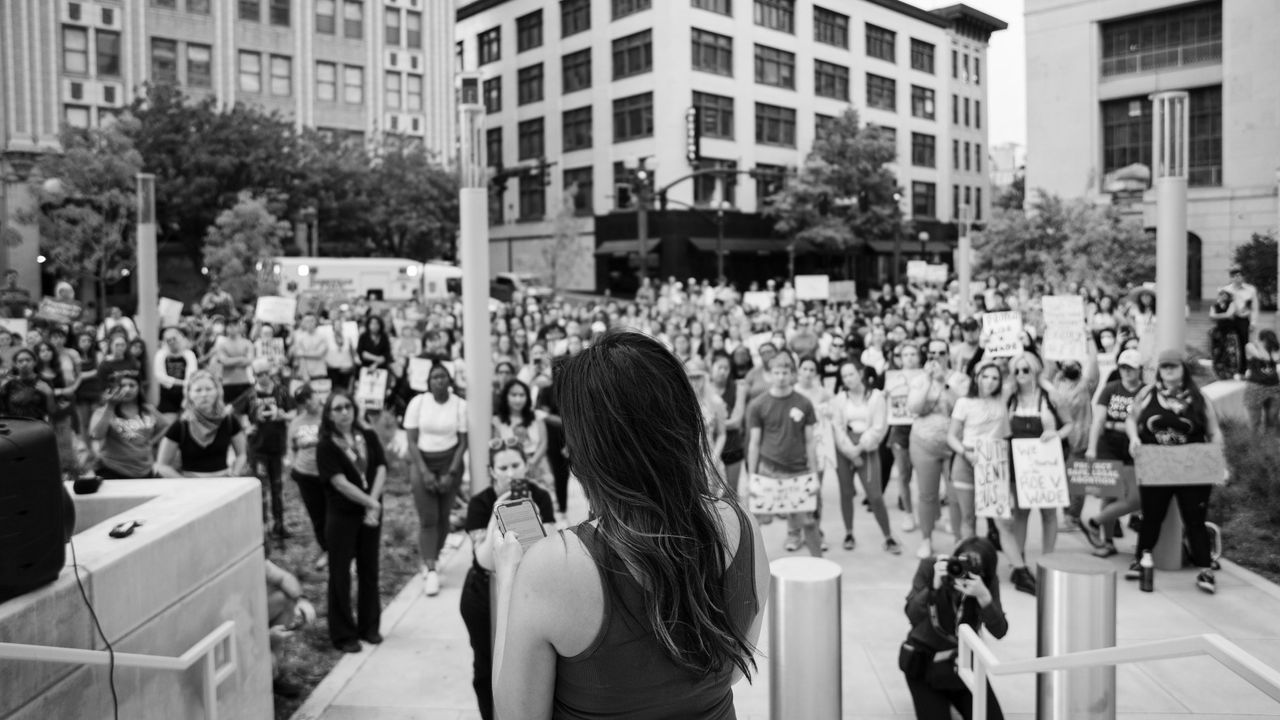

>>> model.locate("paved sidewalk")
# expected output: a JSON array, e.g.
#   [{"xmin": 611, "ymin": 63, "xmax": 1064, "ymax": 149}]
[{"xmin": 292, "ymin": 474, "xmax": 1280, "ymax": 720}]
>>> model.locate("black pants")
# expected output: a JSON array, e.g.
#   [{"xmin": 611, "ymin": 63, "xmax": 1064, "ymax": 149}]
[
  {"xmin": 907, "ymin": 675, "xmax": 1004, "ymax": 720},
  {"xmin": 1232, "ymin": 317, "xmax": 1251, "ymax": 375},
  {"xmin": 459, "ymin": 566, "xmax": 495, "ymax": 720},
  {"xmin": 254, "ymin": 451, "xmax": 285, "ymax": 528},
  {"xmin": 326, "ymin": 509, "xmax": 382, "ymax": 645},
  {"xmin": 328, "ymin": 367, "xmax": 355, "ymax": 394},
  {"xmin": 1137, "ymin": 483, "xmax": 1213, "ymax": 567},
  {"xmin": 292, "ymin": 470, "xmax": 328, "ymax": 551}
]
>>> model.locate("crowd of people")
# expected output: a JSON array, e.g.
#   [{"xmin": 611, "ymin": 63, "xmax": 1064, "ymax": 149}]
[{"xmin": 0, "ymin": 265, "xmax": 1273, "ymax": 717}]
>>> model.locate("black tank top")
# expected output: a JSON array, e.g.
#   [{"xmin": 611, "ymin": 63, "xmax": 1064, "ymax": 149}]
[
  {"xmin": 1136, "ymin": 390, "xmax": 1207, "ymax": 445},
  {"xmin": 554, "ymin": 505, "xmax": 757, "ymax": 720},
  {"xmin": 1246, "ymin": 351, "xmax": 1279, "ymax": 386}
]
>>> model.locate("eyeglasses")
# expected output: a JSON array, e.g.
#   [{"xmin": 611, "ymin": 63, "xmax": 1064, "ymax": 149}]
[
  {"xmin": 927, "ymin": 351, "xmax": 948, "ymax": 358},
  {"xmin": 331, "ymin": 404, "xmax": 354, "ymax": 413},
  {"xmin": 488, "ymin": 436, "xmax": 521, "ymax": 450}
]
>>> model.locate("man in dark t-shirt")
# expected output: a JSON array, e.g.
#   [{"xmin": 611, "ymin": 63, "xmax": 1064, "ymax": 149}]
[{"xmin": 234, "ymin": 360, "xmax": 296, "ymax": 539}]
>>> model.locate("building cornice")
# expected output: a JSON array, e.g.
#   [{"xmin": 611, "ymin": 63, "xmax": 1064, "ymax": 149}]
[{"xmin": 458, "ymin": 0, "xmax": 510, "ymax": 22}]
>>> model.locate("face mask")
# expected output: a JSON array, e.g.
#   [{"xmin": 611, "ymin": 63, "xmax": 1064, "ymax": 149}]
[{"xmin": 1062, "ymin": 366, "xmax": 1081, "ymax": 381}]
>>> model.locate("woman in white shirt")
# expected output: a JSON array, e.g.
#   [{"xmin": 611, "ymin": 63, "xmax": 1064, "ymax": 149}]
[
  {"xmin": 402, "ymin": 362, "xmax": 468, "ymax": 597},
  {"xmin": 832, "ymin": 361, "xmax": 900, "ymax": 553},
  {"xmin": 947, "ymin": 363, "xmax": 1010, "ymax": 545}
]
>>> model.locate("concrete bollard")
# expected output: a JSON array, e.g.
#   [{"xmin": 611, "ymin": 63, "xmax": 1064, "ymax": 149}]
[
  {"xmin": 1036, "ymin": 554, "xmax": 1117, "ymax": 720},
  {"xmin": 769, "ymin": 557, "xmax": 842, "ymax": 720}
]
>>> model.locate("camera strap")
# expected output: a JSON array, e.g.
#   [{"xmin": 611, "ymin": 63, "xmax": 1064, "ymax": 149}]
[{"xmin": 927, "ymin": 590, "xmax": 965, "ymax": 646}]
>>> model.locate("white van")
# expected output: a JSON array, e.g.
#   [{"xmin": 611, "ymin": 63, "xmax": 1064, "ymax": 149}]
[
  {"xmin": 422, "ymin": 262, "xmax": 464, "ymax": 299},
  {"xmin": 268, "ymin": 257, "xmax": 425, "ymax": 301}
]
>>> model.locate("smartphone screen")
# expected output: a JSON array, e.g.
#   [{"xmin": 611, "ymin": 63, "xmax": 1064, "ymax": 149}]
[{"xmin": 494, "ymin": 498, "xmax": 548, "ymax": 552}]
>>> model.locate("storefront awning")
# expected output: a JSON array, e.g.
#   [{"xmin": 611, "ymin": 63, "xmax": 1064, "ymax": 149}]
[
  {"xmin": 594, "ymin": 239, "xmax": 662, "ymax": 256},
  {"xmin": 689, "ymin": 237, "xmax": 790, "ymax": 254}
]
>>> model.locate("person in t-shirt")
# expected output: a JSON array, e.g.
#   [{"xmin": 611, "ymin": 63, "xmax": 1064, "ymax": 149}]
[
  {"xmin": 746, "ymin": 351, "xmax": 821, "ymax": 557},
  {"xmin": 236, "ymin": 357, "xmax": 296, "ymax": 540},
  {"xmin": 153, "ymin": 326, "xmax": 198, "ymax": 423},
  {"xmin": 1082, "ymin": 349, "xmax": 1144, "ymax": 557},
  {"xmin": 89, "ymin": 369, "xmax": 167, "ymax": 479},
  {"xmin": 213, "ymin": 317, "xmax": 255, "ymax": 404},
  {"xmin": 155, "ymin": 370, "xmax": 247, "ymax": 478},
  {"xmin": 288, "ymin": 384, "xmax": 327, "ymax": 568}
]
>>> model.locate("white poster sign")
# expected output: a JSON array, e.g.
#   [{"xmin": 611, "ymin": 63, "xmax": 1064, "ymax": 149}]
[
  {"xmin": 747, "ymin": 473, "xmax": 820, "ymax": 515},
  {"xmin": 974, "ymin": 438, "xmax": 1012, "ymax": 519},
  {"xmin": 983, "ymin": 311, "xmax": 1024, "ymax": 358},
  {"xmin": 906, "ymin": 260, "xmax": 929, "ymax": 283},
  {"xmin": 254, "ymin": 296, "xmax": 298, "ymax": 326},
  {"xmin": 884, "ymin": 369, "xmax": 922, "ymax": 426},
  {"xmin": 355, "ymin": 368, "xmax": 389, "ymax": 409},
  {"xmin": 1010, "ymin": 438, "xmax": 1070, "ymax": 508},
  {"xmin": 407, "ymin": 357, "xmax": 433, "ymax": 392},
  {"xmin": 743, "ymin": 291, "xmax": 775, "ymax": 311},
  {"xmin": 794, "ymin": 274, "xmax": 830, "ymax": 301},
  {"xmin": 1041, "ymin": 295, "xmax": 1088, "ymax": 361},
  {"xmin": 158, "ymin": 297, "xmax": 183, "ymax": 327}
]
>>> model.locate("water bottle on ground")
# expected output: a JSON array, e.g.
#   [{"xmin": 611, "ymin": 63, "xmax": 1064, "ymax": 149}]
[{"xmin": 1139, "ymin": 551, "xmax": 1155, "ymax": 593}]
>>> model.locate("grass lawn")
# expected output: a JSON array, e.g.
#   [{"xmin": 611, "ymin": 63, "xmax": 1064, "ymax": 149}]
[{"xmin": 1213, "ymin": 420, "xmax": 1280, "ymax": 584}]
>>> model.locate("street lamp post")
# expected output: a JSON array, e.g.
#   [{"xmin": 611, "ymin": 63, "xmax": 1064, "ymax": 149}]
[
  {"xmin": 892, "ymin": 192, "xmax": 904, "ymax": 285},
  {"xmin": 136, "ymin": 174, "xmax": 159, "ymax": 406},
  {"xmin": 918, "ymin": 230, "xmax": 930, "ymax": 262},
  {"xmin": 958, "ymin": 203, "xmax": 973, "ymax": 317},
  {"xmin": 716, "ymin": 200, "xmax": 728, "ymax": 282},
  {"xmin": 456, "ymin": 72, "xmax": 492, "ymax": 491}
]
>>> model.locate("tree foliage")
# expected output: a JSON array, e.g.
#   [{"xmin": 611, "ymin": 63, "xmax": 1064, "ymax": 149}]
[
  {"xmin": 202, "ymin": 193, "xmax": 291, "ymax": 302},
  {"xmin": 995, "ymin": 172, "xmax": 1025, "ymax": 211},
  {"xmin": 364, "ymin": 137, "xmax": 460, "ymax": 260},
  {"xmin": 1233, "ymin": 232, "xmax": 1277, "ymax": 310},
  {"xmin": 544, "ymin": 186, "xmax": 583, "ymax": 292},
  {"xmin": 972, "ymin": 190, "xmax": 1154, "ymax": 291}
]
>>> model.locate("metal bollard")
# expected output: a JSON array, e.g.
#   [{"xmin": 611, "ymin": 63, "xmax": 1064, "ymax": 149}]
[
  {"xmin": 1036, "ymin": 553, "xmax": 1117, "ymax": 720},
  {"xmin": 769, "ymin": 557, "xmax": 842, "ymax": 720}
]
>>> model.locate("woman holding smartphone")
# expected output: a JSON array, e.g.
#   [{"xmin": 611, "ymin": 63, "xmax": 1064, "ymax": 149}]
[
  {"xmin": 89, "ymin": 369, "xmax": 167, "ymax": 479},
  {"xmin": 489, "ymin": 330, "xmax": 769, "ymax": 719}
]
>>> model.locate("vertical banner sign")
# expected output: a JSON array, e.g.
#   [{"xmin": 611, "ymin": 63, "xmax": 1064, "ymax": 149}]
[
  {"xmin": 884, "ymin": 369, "xmax": 922, "ymax": 425},
  {"xmin": 794, "ymin": 274, "xmax": 830, "ymax": 301},
  {"xmin": 983, "ymin": 311, "xmax": 1024, "ymax": 358},
  {"xmin": 356, "ymin": 368, "xmax": 389, "ymax": 409},
  {"xmin": 1010, "ymin": 438, "xmax": 1070, "ymax": 507},
  {"xmin": 1042, "ymin": 295, "xmax": 1088, "ymax": 361},
  {"xmin": 974, "ymin": 438, "xmax": 1012, "ymax": 519},
  {"xmin": 686, "ymin": 106, "xmax": 701, "ymax": 167}
]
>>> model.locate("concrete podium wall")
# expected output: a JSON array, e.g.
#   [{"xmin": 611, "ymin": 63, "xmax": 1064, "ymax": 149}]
[{"xmin": 0, "ymin": 478, "xmax": 272, "ymax": 720}]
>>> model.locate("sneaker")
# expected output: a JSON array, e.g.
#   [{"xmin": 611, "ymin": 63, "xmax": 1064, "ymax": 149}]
[
  {"xmin": 1196, "ymin": 570, "xmax": 1217, "ymax": 594},
  {"xmin": 1081, "ymin": 518, "xmax": 1107, "ymax": 549},
  {"xmin": 1011, "ymin": 567, "xmax": 1037, "ymax": 596},
  {"xmin": 884, "ymin": 537, "xmax": 903, "ymax": 555},
  {"xmin": 1092, "ymin": 544, "xmax": 1118, "ymax": 558},
  {"xmin": 901, "ymin": 515, "xmax": 917, "ymax": 532},
  {"xmin": 334, "ymin": 639, "xmax": 362, "ymax": 653},
  {"xmin": 916, "ymin": 539, "xmax": 933, "ymax": 560},
  {"xmin": 1124, "ymin": 561, "xmax": 1142, "ymax": 580},
  {"xmin": 820, "ymin": 531, "xmax": 830, "ymax": 553},
  {"xmin": 424, "ymin": 570, "xmax": 440, "ymax": 597},
  {"xmin": 360, "ymin": 631, "xmax": 384, "ymax": 644},
  {"xmin": 784, "ymin": 533, "xmax": 801, "ymax": 552},
  {"xmin": 843, "ymin": 533, "xmax": 856, "ymax": 551}
]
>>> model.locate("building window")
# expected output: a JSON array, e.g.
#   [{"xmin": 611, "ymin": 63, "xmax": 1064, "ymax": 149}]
[
  {"xmin": 951, "ymin": 49, "xmax": 958, "ymax": 78},
  {"xmin": 406, "ymin": 11, "xmax": 421, "ymax": 47},
  {"xmin": 754, "ymin": 44, "xmax": 794, "ymax": 89},
  {"xmin": 316, "ymin": 61, "xmax": 337, "ymax": 100},
  {"xmin": 384, "ymin": 71, "xmax": 401, "ymax": 108},
  {"xmin": 910, "ymin": 85, "xmax": 935, "ymax": 120},
  {"xmin": 694, "ymin": 158, "xmax": 737, "ymax": 206},
  {"xmin": 150, "ymin": 38, "xmax": 178, "ymax": 84},
  {"xmin": 911, "ymin": 181, "xmax": 936, "ymax": 218},
  {"xmin": 343, "ymin": 65, "xmax": 363, "ymax": 104},
  {"xmin": 911, "ymin": 132, "xmax": 935, "ymax": 167},
  {"xmin": 385, "ymin": 8, "xmax": 400, "ymax": 45},
  {"xmin": 486, "ymin": 127, "xmax": 503, "ymax": 168},
  {"xmin": 518, "ymin": 118, "xmax": 544, "ymax": 160},
  {"xmin": 316, "ymin": 0, "xmax": 335, "ymax": 34},
  {"xmin": 564, "ymin": 167, "xmax": 594, "ymax": 215},
  {"xmin": 975, "ymin": 100, "xmax": 981, "ymax": 129},
  {"xmin": 975, "ymin": 188, "xmax": 982, "ymax": 220},
  {"xmin": 518, "ymin": 64, "xmax": 544, "ymax": 105},
  {"xmin": 963, "ymin": 141, "xmax": 970, "ymax": 170},
  {"xmin": 754, "ymin": 0, "xmax": 794, "ymax": 33},
  {"xmin": 456, "ymin": 41, "xmax": 464, "ymax": 71},
  {"xmin": 953, "ymin": 139, "xmax": 960, "ymax": 170},
  {"xmin": 96, "ymin": 30, "xmax": 121, "ymax": 76},
  {"xmin": 613, "ymin": 92, "xmax": 654, "ymax": 142},
  {"xmin": 343, "ymin": 1, "xmax": 363, "ymax": 39},
  {"xmin": 519, "ymin": 177, "xmax": 546, "ymax": 221},
  {"xmin": 815, "ymin": 113, "xmax": 834, "ymax": 136},
  {"xmin": 517, "ymin": 10, "xmax": 542, "ymax": 52},
  {"xmin": 866, "ymin": 23, "xmax": 895, "ymax": 62},
  {"xmin": 563, "ymin": 106, "xmax": 593, "ymax": 151},
  {"xmin": 405, "ymin": 74, "xmax": 422, "ymax": 110},
  {"xmin": 239, "ymin": 0, "xmax": 260, "ymax": 21},
  {"xmin": 911, "ymin": 39, "xmax": 934, "ymax": 73},
  {"xmin": 1100, "ymin": 2, "xmax": 1221, "ymax": 78},
  {"xmin": 270, "ymin": 55, "xmax": 291, "ymax": 96},
  {"xmin": 866, "ymin": 73, "xmax": 895, "ymax": 111},
  {"xmin": 975, "ymin": 143, "xmax": 982, "ymax": 173},
  {"xmin": 755, "ymin": 163, "xmax": 785, "ymax": 207},
  {"xmin": 692, "ymin": 28, "xmax": 733, "ymax": 76},
  {"xmin": 813, "ymin": 6, "xmax": 848, "ymax": 48},
  {"xmin": 613, "ymin": 30, "xmax": 652, "ymax": 80},
  {"xmin": 951, "ymin": 94, "xmax": 958, "ymax": 124},
  {"xmin": 238, "ymin": 52, "xmax": 261, "ymax": 93},
  {"xmin": 478, "ymin": 27, "xmax": 501, "ymax": 65},
  {"xmin": 187, "ymin": 43, "xmax": 212, "ymax": 87},
  {"xmin": 814, "ymin": 60, "xmax": 849, "ymax": 101},
  {"xmin": 188, "ymin": 0, "xmax": 211, "ymax": 13},
  {"xmin": 964, "ymin": 97, "xmax": 970, "ymax": 126},
  {"xmin": 562, "ymin": 49, "xmax": 591, "ymax": 93},
  {"xmin": 870, "ymin": 124, "xmax": 896, "ymax": 149},
  {"xmin": 65, "ymin": 105, "xmax": 92, "ymax": 128},
  {"xmin": 755, "ymin": 102, "xmax": 795, "ymax": 147},
  {"xmin": 962, "ymin": 54, "xmax": 969, "ymax": 83},
  {"xmin": 269, "ymin": 0, "xmax": 289, "ymax": 26},
  {"xmin": 964, "ymin": 186, "xmax": 972, "ymax": 214},
  {"xmin": 1188, "ymin": 85, "xmax": 1221, "ymax": 186},
  {"xmin": 974, "ymin": 57, "xmax": 980, "ymax": 84},
  {"xmin": 562, "ymin": 0, "xmax": 590, "ymax": 38},
  {"xmin": 63, "ymin": 27, "xmax": 89, "ymax": 75},
  {"xmin": 693, "ymin": 0, "xmax": 731, "ymax": 16},
  {"xmin": 693, "ymin": 91, "xmax": 734, "ymax": 139},
  {"xmin": 483, "ymin": 77, "xmax": 501, "ymax": 113},
  {"xmin": 152, "ymin": 0, "xmax": 177, "ymax": 8},
  {"xmin": 952, "ymin": 184, "xmax": 959, "ymax": 220},
  {"xmin": 612, "ymin": 0, "xmax": 651, "ymax": 20}
]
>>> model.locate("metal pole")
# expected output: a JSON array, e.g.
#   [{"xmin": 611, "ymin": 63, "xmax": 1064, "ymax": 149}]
[
  {"xmin": 1274, "ymin": 169, "xmax": 1279, "ymax": 335},
  {"xmin": 716, "ymin": 204, "xmax": 725, "ymax": 282},
  {"xmin": 136, "ymin": 174, "xmax": 159, "ymax": 407},
  {"xmin": 958, "ymin": 204, "xmax": 972, "ymax": 317},
  {"xmin": 637, "ymin": 166, "xmax": 648, "ymax": 287},
  {"xmin": 769, "ymin": 557, "xmax": 841, "ymax": 719},
  {"xmin": 458, "ymin": 75, "xmax": 492, "ymax": 491},
  {"xmin": 1036, "ymin": 554, "xmax": 1117, "ymax": 720}
]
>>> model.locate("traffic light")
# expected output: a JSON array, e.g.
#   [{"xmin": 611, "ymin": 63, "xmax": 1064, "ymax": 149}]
[
  {"xmin": 490, "ymin": 167, "xmax": 509, "ymax": 194},
  {"xmin": 615, "ymin": 183, "xmax": 634, "ymax": 209}
]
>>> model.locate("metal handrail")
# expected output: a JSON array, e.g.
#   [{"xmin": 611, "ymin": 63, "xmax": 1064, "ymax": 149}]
[
  {"xmin": 957, "ymin": 625, "xmax": 1280, "ymax": 720},
  {"xmin": 0, "ymin": 620, "xmax": 238, "ymax": 720}
]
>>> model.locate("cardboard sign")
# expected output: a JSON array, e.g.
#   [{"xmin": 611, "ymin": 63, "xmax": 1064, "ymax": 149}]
[
  {"xmin": 884, "ymin": 369, "xmax": 922, "ymax": 426},
  {"xmin": 743, "ymin": 291, "xmax": 775, "ymax": 312},
  {"xmin": 0, "ymin": 318, "xmax": 28, "ymax": 339},
  {"xmin": 35, "ymin": 298, "xmax": 82, "ymax": 324},
  {"xmin": 1135, "ymin": 444, "xmax": 1228, "ymax": 486},
  {"xmin": 1042, "ymin": 295, "xmax": 1085, "ymax": 327},
  {"xmin": 983, "ymin": 311, "xmax": 1023, "ymax": 358},
  {"xmin": 829, "ymin": 280, "xmax": 857, "ymax": 303},
  {"xmin": 906, "ymin": 260, "xmax": 928, "ymax": 283},
  {"xmin": 795, "ymin": 274, "xmax": 830, "ymax": 301},
  {"xmin": 355, "ymin": 367, "xmax": 389, "ymax": 409},
  {"xmin": 407, "ymin": 357, "xmax": 433, "ymax": 392},
  {"xmin": 254, "ymin": 296, "xmax": 298, "ymax": 325},
  {"xmin": 925, "ymin": 264, "xmax": 948, "ymax": 285},
  {"xmin": 1066, "ymin": 459, "xmax": 1129, "ymax": 499},
  {"xmin": 158, "ymin": 297, "xmax": 184, "ymax": 328},
  {"xmin": 974, "ymin": 438, "xmax": 1012, "ymax": 519},
  {"xmin": 1010, "ymin": 437, "xmax": 1070, "ymax": 508},
  {"xmin": 748, "ymin": 473, "xmax": 820, "ymax": 515},
  {"xmin": 1042, "ymin": 295, "xmax": 1088, "ymax": 361}
]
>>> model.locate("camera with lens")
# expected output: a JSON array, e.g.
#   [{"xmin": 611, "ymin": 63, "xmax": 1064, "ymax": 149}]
[{"xmin": 945, "ymin": 555, "xmax": 977, "ymax": 579}]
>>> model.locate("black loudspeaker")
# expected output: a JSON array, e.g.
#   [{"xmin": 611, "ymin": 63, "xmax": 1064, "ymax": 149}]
[{"xmin": 0, "ymin": 417, "xmax": 73, "ymax": 604}]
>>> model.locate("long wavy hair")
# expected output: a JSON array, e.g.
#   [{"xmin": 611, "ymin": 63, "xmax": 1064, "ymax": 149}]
[
  {"xmin": 494, "ymin": 378, "xmax": 536, "ymax": 427},
  {"xmin": 553, "ymin": 330, "xmax": 756, "ymax": 680}
]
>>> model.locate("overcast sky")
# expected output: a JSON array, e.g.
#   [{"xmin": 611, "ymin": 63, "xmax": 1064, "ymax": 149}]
[{"xmin": 924, "ymin": 0, "xmax": 1026, "ymax": 150}]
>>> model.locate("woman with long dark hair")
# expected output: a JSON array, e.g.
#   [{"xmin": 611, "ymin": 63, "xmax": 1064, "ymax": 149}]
[
  {"xmin": 89, "ymin": 369, "xmax": 167, "ymax": 479},
  {"xmin": 1243, "ymin": 329, "xmax": 1280, "ymax": 430},
  {"xmin": 490, "ymin": 330, "xmax": 768, "ymax": 718},
  {"xmin": 832, "ymin": 360, "xmax": 899, "ymax": 553},
  {"xmin": 72, "ymin": 330, "xmax": 103, "ymax": 440},
  {"xmin": 0, "ymin": 347, "xmax": 54, "ymax": 420},
  {"xmin": 492, "ymin": 378, "xmax": 547, "ymax": 482}
]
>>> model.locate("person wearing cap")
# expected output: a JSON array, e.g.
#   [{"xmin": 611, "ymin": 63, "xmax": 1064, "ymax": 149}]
[
  {"xmin": 1124, "ymin": 348, "xmax": 1223, "ymax": 594},
  {"xmin": 1220, "ymin": 266, "xmax": 1259, "ymax": 378},
  {"xmin": 89, "ymin": 368, "xmax": 167, "ymax": 479},
  {"xmin": 236, "ymin": 356, "xmax": 296, "ymax": 540},
  {"xmin": 1081, "ymin": 348, "xmax": 1146, "ymax": 557}
]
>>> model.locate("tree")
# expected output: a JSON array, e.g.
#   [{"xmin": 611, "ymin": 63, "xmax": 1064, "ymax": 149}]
[
  {"xmin": 1233, "ymin": 232, "xmax": 1277, "ymax": 310},
  {"xmin": 972, "ymin": 190, "xmax": 1154, "ymax": 291},
  {"xmin": 202, "ymin": 192, "xmax": 291, "ymax": 303},
  {"xmin": 293, "ymin": 129, "xmax": 376, "ymax": 255},
  {"xmin": 544, "ymin": 185, "xmax": 584, "ymax": 292},
  {"xmin": 995, "ymin": 172, "xmax": 1025, "ymax": 211},
  {"xmin": 763, "ymin": 109, "xmax": 902, "ymax": 277},
  {"xmin": 20, "ymin": 120, "xmax": 143, "ymax": 312},
  {"xmin": 363, "ymin": 136, "xmax": 460, "ymax": 260}
]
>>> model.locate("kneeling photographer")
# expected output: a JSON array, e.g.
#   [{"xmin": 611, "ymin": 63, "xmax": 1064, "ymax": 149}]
[{"xmin": 900, "ymin": 537, "xmax": 1007, "ymax": 720}]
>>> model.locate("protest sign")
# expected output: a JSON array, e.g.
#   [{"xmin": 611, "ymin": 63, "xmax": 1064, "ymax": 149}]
[
  {"xmin": 1042, "ymin": 295, "xmax": 1088, "ymax": 361},
  {"xmin": 1010, "ymin": 438, "xmax": 1070, "ymax": 508},
  {"xmin": 747, "ymin": 473, "xmax": 820, "ymax": 515},
  {"xmin": 1066, "ymin": 459, "xmax": 1129, "ymax": 499},
  {"xmin": 973, "ymin": 438, "xmax": 1012, "ymax": 519},
  {"xmin": 254, "ymin": 296, "xmax": 298, "ymax": 325},
  {"xmin": 0, "ymin": 318, "xmax": 28, "ymax": 338},
  {"xmin": 884, "ymin": 369, "xmax": 922, "ymax": 426},
  {"xmin": 743, "ymin": 291, "xmax": 774, "ymax": 311},
  {"xmin": 829, "ymin": 280, "xmax": 857, "ymax": 303},
  {"xmin": 407, "ymin": 357, "xmax": 433, "ymax": 392},
  {"xmin": 906, "ymin": 260, "xmax": 928, "ymax": 283},
  {"xmin": 158, "ymin": 297, "xmax": 183, "ymax": 327},
  {"xmin": 307, "ymin": 377, "xmax": 333, "ymax": 400},
  {"xmin": 924, "ymin": 264, "xmax": 949, "ymax": 285},
  {"xmin": 35, "ymin": 298, "xmax": 82, "ymax": 324},
  {"xmin": 794, "ymin": 274, "xmax": 830, "ymax": 301},
  {"xmin": 983, "ymin": 311, "xmax": 1023, "ymax": 358},
  {"xmin": 355, "ymin": 368, "xmax": 389, "ymax": 409},
  {"xmin": 1135, "ymin": 444, "xmax": 1228, "ymax": 486}
]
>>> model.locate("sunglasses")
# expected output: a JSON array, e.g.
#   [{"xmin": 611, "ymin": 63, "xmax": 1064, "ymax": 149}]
[
  {"xmin": 1014, "ymin": 367, "xmax": 1033, "ymax": 375},
  {"xmin": 331, "ymin": 403, "xmax": 354, "ymax": 412},
  {"xmin": 488, "ymin": 436, "xmax": 521, "ymax": 450},
  {"xmin": 1158, "ymin": 363, "xmax": 1179, "ymax": 369},
  {"xmin": 927, "ymin": 351, "xmax": 948, "ymax": 358}
]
